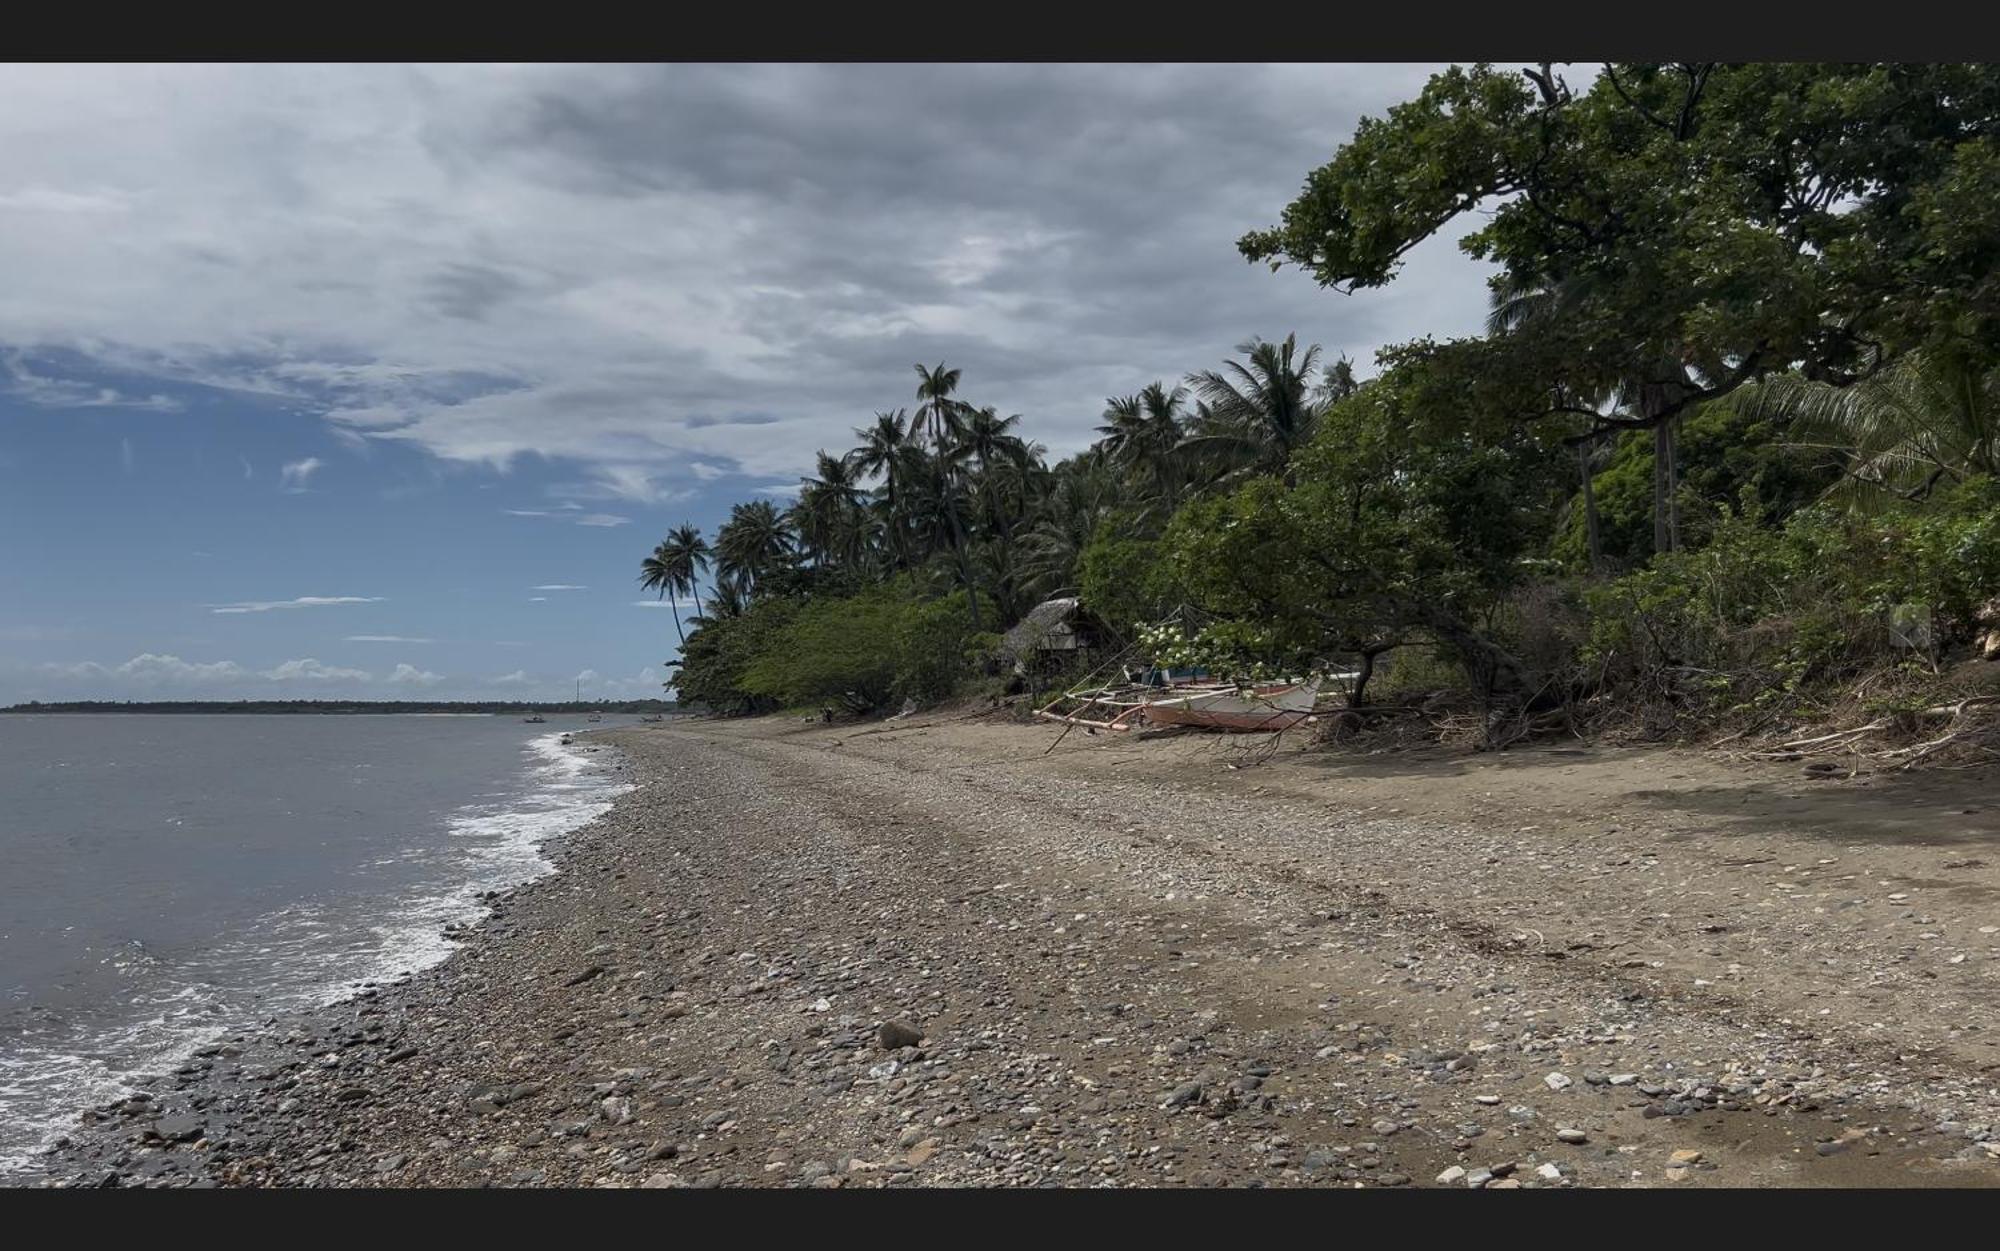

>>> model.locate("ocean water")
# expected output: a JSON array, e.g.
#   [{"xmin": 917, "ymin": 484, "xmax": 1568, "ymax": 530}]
[{"xmin": 0, "ymin": 713, "xmax": 638, "ymax": 1176}]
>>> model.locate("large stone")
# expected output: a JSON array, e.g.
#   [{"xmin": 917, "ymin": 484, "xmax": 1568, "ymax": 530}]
[
  {"xmin": 149, "ymin": 1114, "xmax": 205, "ymax": 1143},
  {"xmin": 877, "ymin": 1019, "xmax": 924, "ymax": 1050}
]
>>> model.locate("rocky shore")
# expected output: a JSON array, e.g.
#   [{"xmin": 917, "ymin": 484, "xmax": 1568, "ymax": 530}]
[{"xmin": 24, "ymin": 714, "xmax": 2000, "ymax": 1187}]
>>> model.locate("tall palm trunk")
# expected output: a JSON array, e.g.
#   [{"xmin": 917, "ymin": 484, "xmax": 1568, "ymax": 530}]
[
  {"xmin": 667, "ymin": 591, "xmax": 686, "ymax": 647},
  {"xmin": 1641, "ymin": 380, "xmax": 1680, "ymax": 556},
  {"xmin": 1578, "ymin": 440, "xmax": 1603, "ymax": 574}
]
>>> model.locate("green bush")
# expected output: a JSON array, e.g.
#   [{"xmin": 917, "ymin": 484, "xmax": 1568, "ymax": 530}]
[
  {"xmin": 672, "ymin": 597, "xmax": 802, "ymax": 715},
  {"xmin": 1077, "ymin": 521, "xmax": 1174, "ymax": 642},
  {"xmin": 1583, "ymin": 478, "xmax": 2000, "ymax": 721},
  {"xmin": 735, "ymin": 582, "xmax": 979, "ymax": 714}
]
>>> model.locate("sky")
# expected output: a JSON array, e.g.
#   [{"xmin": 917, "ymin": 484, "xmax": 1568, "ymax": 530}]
[{"xmin": 0, "ymin": 63, "xmax": 1501, "ymax": 704}]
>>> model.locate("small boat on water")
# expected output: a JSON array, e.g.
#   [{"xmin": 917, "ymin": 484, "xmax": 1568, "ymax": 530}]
[
  {"xmin": 522, "ymin": 715, "xmax": 546, "ymax": 724},
  {"xmin": 587, "ymin": 714, "xmax": 602, "ymax": 723},
  {"xmin": 639, "ymin": 714, "xmax": 663, "ymax": 723}
]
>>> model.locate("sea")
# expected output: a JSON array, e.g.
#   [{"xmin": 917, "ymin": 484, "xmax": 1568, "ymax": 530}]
[{"xmin": 0, "ymin": 712, "xmax": 640, "ymax": 1177}]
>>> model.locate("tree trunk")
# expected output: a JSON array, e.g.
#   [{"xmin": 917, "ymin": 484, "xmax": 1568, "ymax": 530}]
[
  {"xmin": 1347, "ymin": 647, "xmax": 1378, "ymax": 709},
  {"xmin": 1416, "ymin": 606, "xmax": 1538, "ymax": 728},
  {"xmin": 669, "ymin": 592, "xmax": 685, "ymax": 647},
  {"xmin": 1666, "ymin": 413, "xmax": 1682, "ymax": 552},
  {"xmin": 1578, "ymin": 441, "xmax": 1603, "ymax": 574}
]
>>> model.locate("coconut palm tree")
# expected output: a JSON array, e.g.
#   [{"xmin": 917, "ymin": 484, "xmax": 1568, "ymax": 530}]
[
  {"xmin": 1738, "ymin": 350, "xmax": 2000, "ymax": 513},
  {"xmin": 912, "ymin": 362, "xmax": 970, "ymax": 449},
  {"xmin": 1181, "ymin": 334, "xmax": 1328, "ymax": 485},
  {"xmin": 1018, "ymin": 454, "xmax": 1121, "ymax": 602},
  {"xmin": 657, "ymin": 522, "xmax": 712, "ymax": 618},
  {"xmin": 793, "ymin": 451, "xmax": 869, "ymax": 569},
  {"xmin": 714, "ymin": 500, "xmax": 795, "ymax": 597},
  {"xmin": 848, "ymin": 409, "xmax": 915, "ymax": 568},
  {"xmin": 639, "ymin": 524, "xmax": 714, "ymax": 649},
  {"xmin": 637, "ymin": 541, "xmax": 689, "ymax": 647},
  {"xmin": 903, "ymin": 445, "xmax": 985, "ymax": 630}
]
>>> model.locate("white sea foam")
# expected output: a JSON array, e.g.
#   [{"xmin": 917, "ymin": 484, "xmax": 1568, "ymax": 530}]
[{"xmin": 0, "ymin": 730, "xmax": 629, "ymax": 1179}]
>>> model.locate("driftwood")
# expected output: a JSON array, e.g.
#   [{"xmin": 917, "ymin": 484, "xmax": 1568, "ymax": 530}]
[{"xmin": 1740, "ymin": 695, "xmax": 2000, "ymax": 770}]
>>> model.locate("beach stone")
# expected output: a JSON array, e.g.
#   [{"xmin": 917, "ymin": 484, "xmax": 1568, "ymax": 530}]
[
  {"xmin": 148, "ymin": 1115, "xmax": 204, "ymax": 1143},
  {"xmin": 877, "ymin": 1020, "xmax": 924, "ymax": 1050},
  {"xmin": 1556, "ymin": 1128, "xmax": 1588, "ymax": 1144}
]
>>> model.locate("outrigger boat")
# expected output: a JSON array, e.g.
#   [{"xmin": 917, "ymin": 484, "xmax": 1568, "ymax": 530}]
[{"xmin": 1036, "ymin": 675, "xmax": 1326, "ymax": 733}]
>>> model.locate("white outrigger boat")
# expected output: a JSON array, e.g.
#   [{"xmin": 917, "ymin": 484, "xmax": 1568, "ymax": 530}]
[{"xmin": 1036, "ymin": 674, "xmax": 1326, "ymax": 734}]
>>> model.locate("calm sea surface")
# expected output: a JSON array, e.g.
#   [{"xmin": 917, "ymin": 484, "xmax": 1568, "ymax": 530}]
[{"xmin": 0, "ymin": 713, "xmax": 638, "ymax": 1175}]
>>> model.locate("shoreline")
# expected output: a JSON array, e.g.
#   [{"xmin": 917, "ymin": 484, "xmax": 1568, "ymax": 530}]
[
  {"xmin": 23, "ymin": 715, "xmax": 2000, "ymax": 1187},
  {"xmin": 9, "ymin": 730, "xmax": 634, "ymax": 1188}
]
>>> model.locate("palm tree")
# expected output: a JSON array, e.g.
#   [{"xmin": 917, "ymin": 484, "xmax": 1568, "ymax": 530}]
[
  {"xmin": 1095, "ymin": 393, "xmax": 1149, "ymax": 472},
  {"xmin": 658, "ymin": 523, "xmax": 711, "ymax": 618},
  {"xmin": 902, "ymin": 445, "xmax": 984, "ymax": 630},
  {"xmin": 793, "ymin": 451, "xmax": 869, "ymax": 569},
  {"xmin": 714, "ymin": 500, "xmax": 795, "ymax": 597},
  {"xmin": 849, "ymin": 409, "xmax": 915, "ymax": 568},
  {"xmin": 637, "ymin": 541, "xmax": 689, "ymax": 647},
  {"xmin": 1739, "ymin": 350, "xmax": 2000, "ymax": 513},
  {"xmin": 1019, "ymin": 454, "xmax": 1121, "ymax": 602},
  {"xmin": 913, "ymin": 362, "xmax": 970, "ymax": 448},
  {"xmin": 1182, "ymin": 334, "xmax": 1328, "ymax": 485},
  {"xmin": 642, "ymin": 523, "xmax": 717, "ymax": 648}
]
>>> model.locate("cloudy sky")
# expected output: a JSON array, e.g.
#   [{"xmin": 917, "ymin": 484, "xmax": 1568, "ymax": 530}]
[{"xmin": 0, "ymin": 63, "xmax": 1497, "ymax": 704}]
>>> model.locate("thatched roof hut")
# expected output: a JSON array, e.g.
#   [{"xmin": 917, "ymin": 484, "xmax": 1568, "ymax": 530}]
[{"xmin": 1001, "ymin": 596, "xmax": 1105, "ymax": 672}]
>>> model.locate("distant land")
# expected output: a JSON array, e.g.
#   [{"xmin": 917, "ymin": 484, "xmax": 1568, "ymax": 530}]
[{"xmin": 0, "ymin": 699, "xmax": 681, "ymax": 715}]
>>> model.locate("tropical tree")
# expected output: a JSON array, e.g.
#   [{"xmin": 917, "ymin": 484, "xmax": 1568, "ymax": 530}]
[
  {"xmin": 1240, "ymin": 62, "xmax": 2000, "ymax": 544},
  {"xmin": 1018, "ymin": 453, "xmax": 1121, "ymax": 601},
  {"xmin": 1181, "ymin": 335, "xmax": 1328, "ymax": 484},
  {"xmin": 714, "ymin": 500, "xmax": 795, "ymax": 597},
  {"xmin": 639, "ymin": 522, "xmax": 714, "ymax": 647},
  {"xmin": 912, "ymin": 362, "xmax": 969, "ymax": 448},
  {"xmin": 637, "ymin": 541, "xmax": 689, "ymax": 647},
  {"xmin": 793, "ymin": 451, "xmax": 870, "ymax": 569},
  {"xmin": 849, "ymin": 409, "xmax": 916, "ymax": 567},
  {"xmin": 1740, "ymin": 351, "xmax": 2000, "ymax": 514}
]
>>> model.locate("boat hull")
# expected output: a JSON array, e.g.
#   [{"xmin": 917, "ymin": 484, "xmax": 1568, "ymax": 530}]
[{"xmin": 1138, "ymin": 680, "xmax": 1319, "ymax": 732}]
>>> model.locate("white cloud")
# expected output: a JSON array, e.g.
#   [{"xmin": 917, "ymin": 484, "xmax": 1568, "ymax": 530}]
[
  {"xmin": 387, "ymin": 662, "xmax": 443, "ymax": 685},
  {"xmin": 344, "ymin": 634, "xmax": 431, "ymax": 643},
  {"xmin": 278, "ymin": 457, "xmax": 323, "ymax": 491},
  {"xmin": 4, "ymin": 349, "xmax": 184, "ymax": 412},
  {"xmin": 262, "ymin": 658, "xmax": 370, "ymax": 682},
  {"xmin": 531, "ymin": 584, "xmax": 587, "ymax": 591},
  {"xmin": 574, "ymin": 668, "xmax": 599, "ymax": 684},
  {"xmin": 527, "ymin": 596, "xmax": 548, "ymax": 602},
  {"xmin": 504, "ymin": 509, "xmax": 629, "ymax": 528},
  {"xmin": 491, "ymin": 669, "xmax": 531, "ymax": 684},
  {"xmin": 39, "ymin": 653, "xmax": 247, "ymax": 682},
  {"xmin": 0, "ymin": 64, "xmax": 1489, "ymax": 491},
  {"xmin": 209, "ymin": 595, "xmax": 382, "ymax": 614}
]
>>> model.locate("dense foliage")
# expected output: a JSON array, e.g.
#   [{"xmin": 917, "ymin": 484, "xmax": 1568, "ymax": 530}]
[{"xmin": 649, "ymin": 63, "xmax": 2000, "ymax": 756}]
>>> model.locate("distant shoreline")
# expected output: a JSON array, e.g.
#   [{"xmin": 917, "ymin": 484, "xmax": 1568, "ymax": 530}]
[{"xmin": 0, "ymin": 701, "xmax": 682, "ymax": 716}]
